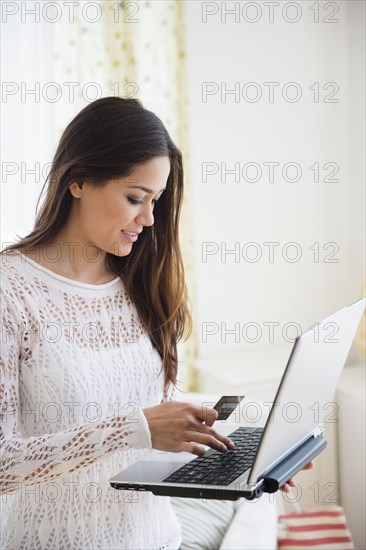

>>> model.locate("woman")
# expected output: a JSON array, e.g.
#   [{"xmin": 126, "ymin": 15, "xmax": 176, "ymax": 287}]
[{"xmin": 0, "ymin": 97, "xmax": 309, "ymax": 549}]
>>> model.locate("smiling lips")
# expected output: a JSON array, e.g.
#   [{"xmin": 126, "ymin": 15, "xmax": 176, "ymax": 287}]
[{"xmin": 121, "ymin": 230, "xmax": 140, "ymax": 242}]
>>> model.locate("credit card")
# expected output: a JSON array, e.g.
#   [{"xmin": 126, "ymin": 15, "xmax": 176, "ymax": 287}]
[{"xmin": 213, "ymin": 395, "xmax": 245, "ymax": 420}]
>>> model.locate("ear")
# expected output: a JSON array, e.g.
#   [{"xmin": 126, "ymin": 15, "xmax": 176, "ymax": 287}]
[{"xmin": 69, "ymin": 181, "xmax": 83, "ymax": 198}]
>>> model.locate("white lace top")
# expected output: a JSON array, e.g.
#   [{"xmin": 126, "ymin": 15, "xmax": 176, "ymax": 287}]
[{"xmin": 0, "ymin": 251, "xmax": 182, "ymax": 550}]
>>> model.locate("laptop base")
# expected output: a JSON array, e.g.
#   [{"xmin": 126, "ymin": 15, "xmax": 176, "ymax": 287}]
[{"xmin": 110, "ymin": 435, "xmax": 327, "ymax": 501}]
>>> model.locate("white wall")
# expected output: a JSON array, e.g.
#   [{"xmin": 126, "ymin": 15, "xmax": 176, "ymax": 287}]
[{"xmin": 185, "ymin": 0, "xmax": 365, "ymax": 368}]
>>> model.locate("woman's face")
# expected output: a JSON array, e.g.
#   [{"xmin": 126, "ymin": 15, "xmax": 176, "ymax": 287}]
[{"xmin": 68, "ymin": 155, "xmax": 171, "ymax": 257}]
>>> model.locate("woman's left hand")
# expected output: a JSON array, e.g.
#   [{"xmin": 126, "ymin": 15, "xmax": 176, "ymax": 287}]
[{"xmin": 279, "ymin": 461, "xmax": 314, "ymax": 493}]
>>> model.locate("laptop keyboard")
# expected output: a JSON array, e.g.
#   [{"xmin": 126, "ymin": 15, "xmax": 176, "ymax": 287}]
[{"xmin": 162, "ymin": 427, "xmax": 263, "ymax": 486}]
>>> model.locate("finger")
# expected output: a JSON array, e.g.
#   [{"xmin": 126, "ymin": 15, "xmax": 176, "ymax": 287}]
[
  {"xmin": 303, "ymin": 461, "xmax": 314, "ymax": 470},
  {"xmin": 186, "ymin": 430, "xmax": 229, "ymax": 453},
  {"xmin": 193, "ymin": 405, "xmax": 218, "ymax": 426},
  {"xmin": 280, "ymin": 483, "xmax": 290, "ymax": 493},
  {"xmin": 194, "ymin": 422, "xmax": 235, "ymax": 449},
  {"xmin": 177, "ymin": 441, "xmax": 207, "ymax": 457}
]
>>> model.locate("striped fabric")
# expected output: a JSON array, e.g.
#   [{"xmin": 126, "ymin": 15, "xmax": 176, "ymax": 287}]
[{"xmin": 278, "ymin": 506, "xmax": 355, "ymax": 549}]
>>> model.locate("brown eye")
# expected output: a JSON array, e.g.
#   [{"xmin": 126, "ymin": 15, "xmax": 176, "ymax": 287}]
[{"xmin": 127, "ymin": 197, "xmax": 143, "ymax": 205}]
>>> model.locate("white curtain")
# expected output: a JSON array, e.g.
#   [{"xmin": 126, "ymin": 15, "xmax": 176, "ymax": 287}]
[{"xmin": 1, "ymin": 10, "xmax": 54, "ymax": 245}]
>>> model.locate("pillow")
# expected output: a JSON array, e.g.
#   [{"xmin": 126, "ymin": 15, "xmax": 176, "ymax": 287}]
[
  {"xmin": 219, "ymin": 492, "xmax": 278, "ymax": 550},
  {"xmin": 171, "ymin": 496, "xmax": 241, "ymax": 550},
  {"xmin": 277, "ymin": 505, "xmax": 355, "ymax": 550}
]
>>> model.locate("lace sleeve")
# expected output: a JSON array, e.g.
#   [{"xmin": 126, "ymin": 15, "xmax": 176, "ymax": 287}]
[{"xmin": 0, "ymin": 287, "xmax": 152, "ymax": 495}]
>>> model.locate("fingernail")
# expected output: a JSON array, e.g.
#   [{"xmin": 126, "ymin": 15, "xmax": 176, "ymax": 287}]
[{"xmin": 228, "ymin": 441, "xmax": 235, "ymax": 448}]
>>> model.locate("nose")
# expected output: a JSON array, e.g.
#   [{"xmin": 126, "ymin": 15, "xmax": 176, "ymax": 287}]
[{"xmin": 136, "ymin": 203, "xmax": 154, "ymax": 227}]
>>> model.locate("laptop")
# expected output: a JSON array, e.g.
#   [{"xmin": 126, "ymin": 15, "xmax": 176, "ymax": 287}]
[{"xmin": 110, "ymin": 298, "xmax": 365, "ymax": 501}]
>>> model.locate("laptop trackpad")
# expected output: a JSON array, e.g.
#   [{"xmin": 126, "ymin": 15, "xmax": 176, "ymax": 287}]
[{"xmin": 111, "ymin": 460, "xmax": 190, "ymax": 483}]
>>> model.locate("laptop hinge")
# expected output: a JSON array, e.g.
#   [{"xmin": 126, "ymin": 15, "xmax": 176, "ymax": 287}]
[
  {"xmin": 313, "ymin": 424, "xmax": 324, "ymax": 438},
  {"xmin": 260, "ymin": 435, "xmax": 327, "ymax": 494}
]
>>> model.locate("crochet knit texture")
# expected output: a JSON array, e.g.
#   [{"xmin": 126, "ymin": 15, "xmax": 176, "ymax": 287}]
[{"xmin": 0, "ymin": 251, "xmax": 181, "ymax": 550}]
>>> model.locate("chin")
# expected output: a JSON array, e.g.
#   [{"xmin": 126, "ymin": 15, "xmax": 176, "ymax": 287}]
[
  {"xmin": 119, "ymin": 247, "xmax": 133, "ymax": 256},
  {"xmin": 107, "ymin": 243, "xmax": 133, "ymax": 257}
]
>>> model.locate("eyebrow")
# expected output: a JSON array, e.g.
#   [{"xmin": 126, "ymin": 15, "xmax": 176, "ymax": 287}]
[{"xmin": 127, "ymin": 185, "xmax": 166, "ymax": 194}]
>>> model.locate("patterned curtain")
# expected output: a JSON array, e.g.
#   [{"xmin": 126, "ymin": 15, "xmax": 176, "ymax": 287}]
[{"xmin": 52, "ymin": 0, "xmax": 198, "ymax": 391}]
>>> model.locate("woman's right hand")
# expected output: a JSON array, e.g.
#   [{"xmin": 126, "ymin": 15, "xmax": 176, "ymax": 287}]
[{"xmin": 143, "ymin": 401, "xmax": 235, "ymax": 456}]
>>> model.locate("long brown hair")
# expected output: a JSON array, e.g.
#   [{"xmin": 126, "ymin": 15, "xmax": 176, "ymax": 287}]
[{"xmin": 1, "ymin": 96, "xmax": 192, "ymax": 394}]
